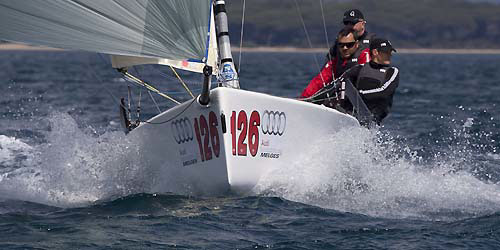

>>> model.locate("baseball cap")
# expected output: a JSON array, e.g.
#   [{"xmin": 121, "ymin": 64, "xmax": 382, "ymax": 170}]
[
  {"xmin": 343, "ymin": 9, "xmax": 364, "ymax": 23},
  {"xmin": 370, "ymin": 38, "xmax": 397, "ymax": 52}
]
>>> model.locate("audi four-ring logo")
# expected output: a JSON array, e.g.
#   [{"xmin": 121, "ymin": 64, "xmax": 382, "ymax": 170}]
[
  {"xmin": 261, "ymin": 110, "xmax": 286, "ymax": 136},
  {"xmin": 171, "ymin": 117, "xmax": 193, "ymax": 144}
]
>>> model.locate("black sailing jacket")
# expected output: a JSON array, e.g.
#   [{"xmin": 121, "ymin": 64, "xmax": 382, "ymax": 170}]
[{"xmin": 342, "ymin": 61, "xmax": 400, "ymax": 123}]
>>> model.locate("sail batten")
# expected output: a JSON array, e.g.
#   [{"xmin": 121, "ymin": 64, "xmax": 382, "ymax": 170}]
[{"xmin": 0, "ymin": 0, "xmax": 215, "ymax": 69}]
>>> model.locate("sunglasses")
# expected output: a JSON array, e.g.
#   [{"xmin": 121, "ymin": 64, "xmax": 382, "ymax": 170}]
[
  {"xmin": 338, "ymin": 42, "xmax": 356, "ymax": 49},
  {"xmin": 343, "ymin": 20, "xmax": 359, "ymax": 26}
]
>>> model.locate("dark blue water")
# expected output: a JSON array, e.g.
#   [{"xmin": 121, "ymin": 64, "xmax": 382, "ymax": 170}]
[{"xmin": 1, "ymin": 51, "xmax": 500, "ymax": 249}]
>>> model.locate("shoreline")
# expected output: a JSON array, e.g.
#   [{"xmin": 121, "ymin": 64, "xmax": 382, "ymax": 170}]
[
  {"xmin": 0, "ymin": 44, "xmax": 63, "ymax": 51},
  {"xmin": 2, "ymin": 43, "xmax": 500, "ymax": 54},
  {"xmin": 235, "ymin": 46, "xmax": 500, "ymax": 54}
]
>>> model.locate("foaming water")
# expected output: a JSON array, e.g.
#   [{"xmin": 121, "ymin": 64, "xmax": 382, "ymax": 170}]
[
  {"xmin": 0, "ymin": 112, "xmax": 150, "ymax": 207},
  {"xmin": 253, "ymin": 125, "xmax": 500, "ymax": 220},
  {"xmin": 0, "ymin": 135, "xmax": 33, "ymax": 169},
  {"xmin": 2, "ymin": 111, "xmax": 498, "ymax": 217}
]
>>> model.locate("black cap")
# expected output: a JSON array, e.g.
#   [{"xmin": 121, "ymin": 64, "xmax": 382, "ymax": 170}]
[
  {"xmin": 343, "ymin": 9, "xmax": 364, "ymax": 23},
  {"xmin": 370, "ymin": 38, "xmax": 397, "ymax": 52}
]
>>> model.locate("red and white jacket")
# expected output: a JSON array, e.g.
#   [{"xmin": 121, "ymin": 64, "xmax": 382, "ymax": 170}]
[{"xmin": 300, "ymin": 48, "xmax": 370, "ymax": 98}]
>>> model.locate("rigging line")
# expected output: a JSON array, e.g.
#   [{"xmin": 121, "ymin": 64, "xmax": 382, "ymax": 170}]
[
  {"xmin": 152, "ymin": 67, "xmax": 198, "ymax": 86},
  {"xmin": 299, "ymin": 96, "xmax": 337, "ymax": 103},
  {"xmin": 147, "ymin": 89, "xmax": 162, "ymax": 113},
  {"xmin": 319, "ymin": 0, "xmax": 330, "ymax": 52},
  {"xmin": 127, "ymin": 84, "xmax": 133, "ymax": 116},
  {"xmin": 120, "ymin": 74, "xmax": 196, "ymax": 95},
  {"xmin": 134, "ymin": 66, "xmax": 200, "ymax": 94},
  {"xmin": 84, "ymin": 58, "xmax": 134, "ymax": 116},
  {"xmin": 121, "ymin": 71, "xmax": 181, "ymax": 105},
  {"xmin": 140, "ymin": 97, "xmax": 197, "ymax": 125},
  {"xmin": 136, "ymin": 87, "xmax": 142, "ymax": 121},
  {"xmin": 294, "ymin": 0, "xmax": 325, "ymax": 86},
  {"xmin": 129, "ymin": 66, "xmax": 162, "ymax": 113},
  {"xmin": 130, "ymin": 65, "xmax": 165, "ymax": 113},
  {"xmin": 237, "ymin": 0, "xmax": 246, "ymax": 75},
  {"xmin": 320, "ymin": 0, "xmax": 335, "ymax": 84},
  {"xmin": 169, "ymin": 66, "xmax": 195, "ymax": 98},
  {"xmin": 93, "ymin": 54, "xmax": 163, "ymax": 114}
]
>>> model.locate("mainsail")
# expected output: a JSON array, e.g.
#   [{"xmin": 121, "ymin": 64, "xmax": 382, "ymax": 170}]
[{"xmin": 0, "ymin": 0, "xmax": 216, "ymax": 73}]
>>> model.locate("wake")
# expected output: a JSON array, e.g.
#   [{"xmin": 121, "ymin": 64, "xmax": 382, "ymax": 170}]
[
  {"xmin": 0, "ymin": 112, "xmax": 149, "ymax": 207},
  {"xmin": 1, "ymin": 111, "xmax": 499, "ymax": 219},
  {"xmin": 253, "ymin": 125, "xmax": 500, "ymax": 220}
]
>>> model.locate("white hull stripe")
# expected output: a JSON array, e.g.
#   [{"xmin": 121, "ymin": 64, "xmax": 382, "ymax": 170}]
[{"xmin": 359, "ymin": 67, "xmax": 399, "ymax": 95}]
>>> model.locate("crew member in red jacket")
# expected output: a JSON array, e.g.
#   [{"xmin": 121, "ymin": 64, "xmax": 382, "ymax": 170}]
[{"xmin": 300, "ymin": 26, "xmax": 370, "ymax": 98}]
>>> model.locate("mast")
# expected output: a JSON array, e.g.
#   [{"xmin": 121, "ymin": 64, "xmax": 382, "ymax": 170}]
[{"xmin": 214, "ymin": 0, "xmax": 240, "ymax": 89}]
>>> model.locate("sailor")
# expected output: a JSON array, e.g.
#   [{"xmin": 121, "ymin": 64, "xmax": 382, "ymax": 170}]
[
  {"xmin": 339, "ymin": 38, "xmax": 400, "ymax": 124},
  {"xmin": 326, "ymin": 9, "xmax": 375, "ymax": 62},
  {"xmin": 300, "ymin": 26, "xmax": 370, "ymax": 98}
]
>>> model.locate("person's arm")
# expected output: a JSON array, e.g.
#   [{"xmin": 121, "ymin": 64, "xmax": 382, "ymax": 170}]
[
  {"xmin": 300, "ymin": 59, "xmax": 335, "ymax": 98},
  {"xmin": 358, "ymin": 67, "xmax": 399, "ymax": 100},
  {"xmin": 340, "ymin": 64, "xmax": 362, "ymax": 82}
]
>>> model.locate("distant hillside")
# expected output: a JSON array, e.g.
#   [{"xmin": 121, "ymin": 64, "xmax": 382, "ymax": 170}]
[
  {"xmin": 467, "ymin": 0, "xmax": 500, "ymax": 3},
  {"xmin": 225, "ymin": 0, "xmax": 500, "ymax": 49}
]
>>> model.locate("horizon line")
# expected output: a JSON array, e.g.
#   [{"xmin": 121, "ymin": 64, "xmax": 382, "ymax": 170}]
[{"xmin": 1, "ymin": 44, "xmax": 500, "ymax": 55}]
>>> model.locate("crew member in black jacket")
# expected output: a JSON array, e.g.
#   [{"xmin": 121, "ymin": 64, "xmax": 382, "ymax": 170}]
[{"xmin": 340, "ymin": 38, "xmax": 400, "ymax": 124}]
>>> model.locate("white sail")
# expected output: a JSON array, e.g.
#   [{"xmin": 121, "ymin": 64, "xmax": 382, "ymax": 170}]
[
  {"xmin": 110, "ymin": 8, "xmax": 218, "ymax": 74},
  {"xmin": 0, "ymin": 0, "xmax": 214, "ymax": 68}
]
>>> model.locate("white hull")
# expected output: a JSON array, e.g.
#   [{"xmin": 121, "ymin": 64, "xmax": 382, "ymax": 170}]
[{"xmin": 130, "ymin": 87, "xmax": 360, "ymax": 195}]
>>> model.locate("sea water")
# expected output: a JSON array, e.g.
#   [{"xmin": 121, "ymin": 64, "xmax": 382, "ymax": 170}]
[{"xmin": 0, "ymin": 51, "xmax": 499, "ymax": 249}]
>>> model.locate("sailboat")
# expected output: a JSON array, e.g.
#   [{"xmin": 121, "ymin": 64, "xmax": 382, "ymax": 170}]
[{"xmin": 0, "ymin": 0, "xmax": 361, "ymax": 195}]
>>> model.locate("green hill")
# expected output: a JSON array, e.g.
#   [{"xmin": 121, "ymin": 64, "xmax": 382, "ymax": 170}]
[{"xmin": 225, "ymin": 0, "xmax": 500, "ymax": 48}]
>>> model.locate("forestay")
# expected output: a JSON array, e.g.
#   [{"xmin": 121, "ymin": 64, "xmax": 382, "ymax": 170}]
[{"xmin": 0, "ymin": 0, "xmax": 216, "ymax": 73}]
